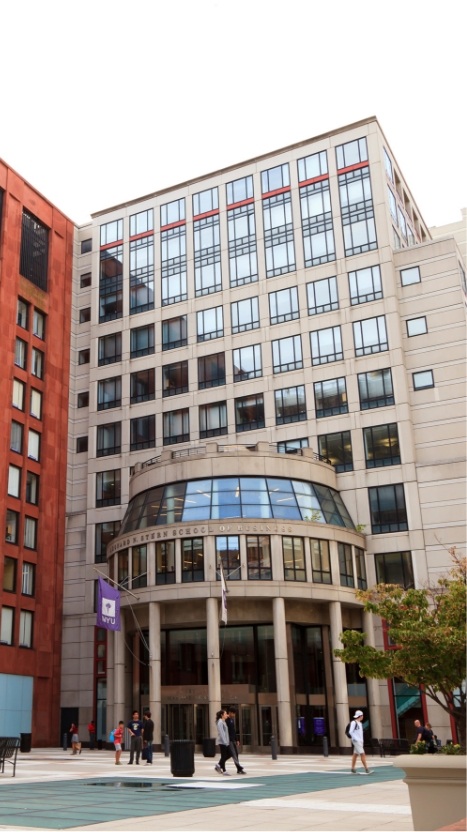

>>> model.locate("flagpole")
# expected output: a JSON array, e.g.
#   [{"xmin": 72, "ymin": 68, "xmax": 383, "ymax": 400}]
[{"xmin": 93, "ymin": 566, "xmax": 140, "ymax": 600}]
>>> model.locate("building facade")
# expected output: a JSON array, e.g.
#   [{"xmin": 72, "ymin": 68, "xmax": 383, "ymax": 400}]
[
  {"xmin": 0, "ymin": 161, "xmax": 74, "ymax": 745},
  {"xmin": 63, "ymin": 117, "xmax": 466, "ymax": 751}
]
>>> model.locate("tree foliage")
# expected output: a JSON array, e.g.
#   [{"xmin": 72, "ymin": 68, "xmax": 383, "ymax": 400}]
[{"xmin": 334, "ymin": 549, "xmax": 466, "ymax": 747}]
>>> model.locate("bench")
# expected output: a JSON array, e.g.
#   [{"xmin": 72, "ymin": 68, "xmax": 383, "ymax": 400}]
[
  {"xmin": 0, "ymin": 737, "xmax": 21, "ymax": 777},
  {"xmin": 379, "ymin": 737, "xmax": 410, "ymax": 757}
]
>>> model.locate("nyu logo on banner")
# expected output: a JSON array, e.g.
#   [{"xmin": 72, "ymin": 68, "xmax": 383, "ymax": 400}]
[{"xmin": 96, "ymin": 577, "xmax": 121, "ymax": 631}]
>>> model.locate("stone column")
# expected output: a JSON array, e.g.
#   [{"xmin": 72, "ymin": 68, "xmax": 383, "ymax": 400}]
[
  {"xmin": 106, "ymin": 625, "xmax": 115, "ymax": 741},
  {"xmin": 132, "ymin": 630, "xmax": 140, "ymax": 708},
  {"xmin": 363, "ymin": 610, "xmax": 383, "ymax": 739},
  {"xmin": 206, "ymin": 597, "xmax": 221, "ymax": 735},
  {"xmin": 329, "ymin": 600, "xmax": 349, "ymax": 748},
  {"xmin": 149, "ymin": 601, "xmax": 162, "ymax": 747},
  {"xmin": 272, "ymin": 597, "xmax": 293, "ymax": 751},
  {"xmin": 114, "ymin": 610, "xmax": 126, "ymax": 722}
]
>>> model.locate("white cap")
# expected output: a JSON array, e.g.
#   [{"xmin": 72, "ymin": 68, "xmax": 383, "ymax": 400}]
[{"xmin": 354, "ymin": 710, "xmax": 363, "ymax": 718}]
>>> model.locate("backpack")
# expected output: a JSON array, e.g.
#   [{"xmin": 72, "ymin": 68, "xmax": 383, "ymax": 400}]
[
  {"xmin": 345, "ymin": 721, "xmax": 353, "ymax": 739},
  {"xmin": 108, "ymin": 729, "xmax": 115, "ymax": 742}
]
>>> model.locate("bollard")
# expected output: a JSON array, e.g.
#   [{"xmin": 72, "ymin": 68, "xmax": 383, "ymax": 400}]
[
  {"xmin": 63, "ymin": 732, "xmax": 68, "ymax": 751},
  {"xmin": 322, "ymin": 735, "xmax": 329, "ymax": 757},
  {"xmin": 164, "ymin": 734, "xmax": 170, "ymax": 757},
  {"xmin": 270, "ymin": 735, "xmax": 277, "ymax": 760}
]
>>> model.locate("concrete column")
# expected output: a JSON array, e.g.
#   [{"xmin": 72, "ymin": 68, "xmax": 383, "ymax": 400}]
[
  {"xmin": 149, "ymin": 601, "xmax": 162, "ymax": 746},
  {"xmin": 114, "ymin": 610, "xmax": 126, "ymax": 722},
  {"xmin": 206, "ymin": 597, "xmax": 221, "ymax": 736},
  {"xmin": 132, "ymin": 630, "xmax": 140, "ymax": 708},
  {"xmin": 363, "ymin": 610, "xmax": 383, "ymax": 739},
  {"xmin": 272, "ymin": 597, "xmax": 293, "ymax": 750},
  {"xmin": 329, "ymin": 600, "xmax": 349, "ymax": 747},
  {"xmin": 106, "ymin": 628, "xmax": 115, "ymax": 741}
]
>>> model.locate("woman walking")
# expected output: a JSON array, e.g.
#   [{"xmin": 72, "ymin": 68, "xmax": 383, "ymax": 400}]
[{"xmin": 214, "ymin": 709, "xmax": 232, "ymax": 775}]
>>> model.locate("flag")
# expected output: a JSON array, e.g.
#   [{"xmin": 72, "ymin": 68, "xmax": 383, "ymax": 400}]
[
  {"xmin": 97, "ymin": 576, "xmax": 121, "ymax": 631},
  {"xmin": 219, "ymin": 561, "xmax": 228, "ymax": 625}
]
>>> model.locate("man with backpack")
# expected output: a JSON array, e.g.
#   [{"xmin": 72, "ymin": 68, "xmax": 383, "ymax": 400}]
[{"xmin": 347, "ymin": 710, "xmax": 373, "ymax": 774}]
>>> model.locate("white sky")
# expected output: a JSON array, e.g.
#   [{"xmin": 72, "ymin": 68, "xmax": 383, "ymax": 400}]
[{"xmin": 1, "ymin": 0, "xmax": 465, "ymax": 228}]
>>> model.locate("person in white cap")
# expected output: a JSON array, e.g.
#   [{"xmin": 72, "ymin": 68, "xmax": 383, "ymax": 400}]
[{"xmin": 349, "ymin": 710, "xmax": 373, "ymax": 774}]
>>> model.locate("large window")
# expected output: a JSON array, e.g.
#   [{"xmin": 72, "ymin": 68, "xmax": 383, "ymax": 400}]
[
  {"xmin": 318, "ymin": 431, "xmax": 353, "ymax": 472},
  {"xmin": 227, "ymin": 203, "xmax": 257, "ymax": 287},
  {"xmin": 272, "ymin": 334, "xmax": 303, "ymax": 373},
  {"xmin": 355, "ymin": 547, "xmax": 367, "ymax": 589},
  {"xmin": 182, "ymin": 538, "xmax": 204, "ymax": 582},
  {"xmin": 28, "ymin": 429, "xmax": 41, "ymax": 461},
  {"xmin": 193, "ymin": 187, "xmax": 218, "ymax": 216},
  {"xmin": 282, "ymin": 536, "xmax": 306, "ymax": 581},
  {"xmin": 161, "ymin": 225, "xmax": 187, "ymax": 305},
  {"xmin": 194, "ymin": 214, "xmax": 222, "ymax": 296},
  {"xmin": 235, "ymin": 394, "xmax": 264, "ymax": 432},
  {"xmin": 216, "ymin": 535, "xmax": 240, "ymax": 580},
  {"xmin": 338, "ymin": 542, "xmax": 354, "ymax": 587},
  {"xmin": 130, "ymin": 415, "xmax": 155, "ymax": 451},
  {"xmin": 26, "ymin": 471, "xmax": 39, "ymax": 505},
  {"xmin": 297, "ymin": 150, "xmax": 328, "ymax": 182},
  {"xmin": 96, "ymin": 470, "xmax": 121, "ymax": 507},
  {"xmin": 130, "ymin": 208, "xmax": 153, "ymax": 236},
  {"xmin": 269, "ymin": 287, "xmax": 299, "ymax": 324},
  {"xmin": 197, "ymin": 306, "xmax": 223, "ymax": 341},
  {"xmin": 310, "ymin": 326, "xmax": 343, "ymax": 365},
  {"xmin": 130, "ymin": 235, "xmax": 154, "ymax": 314},
  {"xmin": 95, "ymin": 521, "xmax": 120, "ymax": 564},
  {"xmin": 348, "ymin": 265, "xmax": 383, "ymax": 305},
  {"xmin": 21, "ymin": 562, "xmax": 35, "ymax": 596},
  {"xmin": 307, "ymin": 276, "xmax": 338, "ymax": 315},
  {"xmin": 162, "ymin": 361, "xmax": 188, "ymax": 397},
  {"xmin": 231, "ymin": 297, "xmax": 259, "ymax": 333},
  {"xmin": 130, "ymin": 324, "xmax": 154, "ymax": 358},
  {"xmin": 99, "ymin": 245, "xmax": 123, "ymax": 322},
  {"xmin": 19, "ymin": 610, "xmax": 33, "ymax": 648},
  {"xmin": 275, "ymin": 385, "xmax": 306, "ymax": 425},
  {"xmin": 156, "ymin": 541, "xmax": 176, "ymax": 585},
  {"xmin": 6, "ymin": 510, "xmax": 19, "ymax": 544},
  {"xmin": 227, "ymin": 175, "xmax": 254, "ymax": 205},
  {"xmin": 363, "ymin": 423, "xmax": 400, "ymax": 468},
  {"xmin": 369, "ymin": 484, "xmax": 408, "ymax": 534},
  {"xmin": 162, "ymin": 315, "xmax": 187, "ymax": 350},
  {"xmin": 277, "ymin": 438, "xmax": 309, "ymax": 454},
  {"xmin": 97, "ymin": 377, "xmax": 122, "ymax": 410},
  {"xmin": 14, "ymin": 338, "xmax": 27, "ymax": 369},
  {"xmin": 30, "ymin": 389, "xmax": 42, "ymax": 420},
  {"xmin": 310, "ymin": 539, "xmax": 331, "ymax": 584},
  {"xmin": 100, "ymin": 219, "xmax": 123, "ymax": 246},
  {"xmin": 338, "ymin": 161, "xmax": 377, "ymax": 257},
  {"xmin": 336, "ymin": 137, "xmax": 368, "ymax": 169},
  {"xmin": 3, "ymin": 557, "xmax": 16, "ymax": 592},
  {"xmin": 375, "ymin": 551, "xmax": 414, "ymax": 588},
  {"xmin": 0, "ymin": 607, "xmax": 14, "ymax": 645},
  {"xmin": 8, "ymin": 465, "xmax": 21, "ymax": 498},
  {"xmin": 161, "ymin": 197, "xmax": 185, "ymax": 227},
  {"xmin": 97, "ymin": 423, "xmax": 121, "ymax": 456},
  {"xmin": 20, "ymin": 211, "xmax": 48, "ymax": 291},
  {"xmin": 413, "ymin": 370, "xmax": 434, "ymax": 390},
  {"xmin": 33, "ymin": 309, "xmax": 46, "ymax": 339},
  {"xmin": 17, "ymin": 298, "xmax": 29, "ymax": 329},
  {"xmin": 10, "ymin": 421, "xmax": 23, "ymax": 454},
  {"xmin": 300, "ymin": 179, "xmax": 336, "ymax": 267},
  {"xmin": 12, "ymin": 379, "xmax": 25, "ymax": 411},
  {"xmin": 132, "ymin": 545, "xmax": 147, "ymax": 588},
  {"xmin": 246, "ymin": 535, "xmax": 271, "ymax": 580},
  {"xmin": 353, "ymin": 316, "xmax": 388, "ymax": 356},
  {"xmin": 198, "ymin": 353, "xmax": 225, "ymax": 389},
  {"xmin": 314, "ymin": 377, "xmax": 348, "ymax": 418},
  {"xmin": 233, "ymin": 344, "xmax": 262, "ymax": 382},
  {"xmin": 199, "ymin": 401, "xmax": 227, "ymax": 438},
  {"xmin": 24, "ymin": 516, "xmax": 37, "ymax": 550},
  {"xmin": 163, "ymin": 408, "xmax": 189, "ymax": 445},
  {"xmin": 358, "ymin": 368, "xmax": 394, "ymax": 409},
  {"xmin": 263, "ymin": 191, "xmax": 296, "ymax": 277},
  {"xmin": 130, "ymin": 369, "xmax": 155, "ymax": 403},
  {"xmin": 31, "ymin": 347, "xmax": 44, "ymax": 379}
]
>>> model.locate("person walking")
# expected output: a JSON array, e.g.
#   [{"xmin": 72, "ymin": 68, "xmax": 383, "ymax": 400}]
[
  {"xmin": 142, "ymin": 711, "xmax": 154, "ymax": 765},
  {"xmin": 87, "ymin": 720, "xmax": 96, "ymax": 750},
  {"xmin": 214, "ymin": 709, "xmax": 232, "ymax": 775},
  {"xmin": 69, "ymin": 722, "xmax": 81, "ymax": 755},
  {"xmin": 349, "ymin": 710, "xmax": 372, "ymax": 774},
  {"xmin": 113, "ymin": 721, "xmax": 124, "ymax": 765},
  {"xmin": 127, "ymin": 710, "xmax": 143, "ymax": 765},
  {"xmin": 226, "ymin": 707, "xmax": 246, "ymax": 774}
]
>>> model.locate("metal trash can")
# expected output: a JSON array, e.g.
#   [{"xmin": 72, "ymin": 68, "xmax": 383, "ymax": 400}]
[
  {"xmin": 202, "ymin": 737, "xmax": 216, "ymax": 757},
  {"xmin": 170, "ymin": 739, "xmax": 195, "ymax": 777},
  {"xmin": 20, "ymin": 733, "xmax": 32, "ymax": 753}
]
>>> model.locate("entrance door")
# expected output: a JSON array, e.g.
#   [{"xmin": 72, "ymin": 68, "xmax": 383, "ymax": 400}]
[
  {"xmin": 259, "ymin": 706, "xmax": 273, "ymax": 747},
  {"xmin": 60, "ymin": 707, "xmax": 79, "ymax": 749}
]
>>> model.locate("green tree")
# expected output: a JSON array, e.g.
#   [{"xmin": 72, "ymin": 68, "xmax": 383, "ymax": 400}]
[{"xmin": 334, "ymin": 549, "xmax": 466, "ymax": 748}]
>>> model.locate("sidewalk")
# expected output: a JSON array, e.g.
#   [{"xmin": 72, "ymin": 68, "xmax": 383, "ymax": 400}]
[{"xmin": 0, "ymin": 747, "xmax": 413, "ymax": 832}]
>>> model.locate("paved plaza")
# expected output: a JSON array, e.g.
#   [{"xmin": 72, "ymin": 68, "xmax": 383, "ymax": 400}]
[{"xmin": 0, "ymin": 747, "xmax": 415, "ymax": 832}]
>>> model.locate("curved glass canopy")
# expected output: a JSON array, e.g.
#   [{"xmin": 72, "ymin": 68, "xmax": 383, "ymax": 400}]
[{"xmin": 119, "ymin": 476, "xmax": 355, "ymax": 533}]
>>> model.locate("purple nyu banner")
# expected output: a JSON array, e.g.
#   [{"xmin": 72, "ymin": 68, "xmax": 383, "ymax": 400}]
[{"xmin": 96, "ymin": 576, "xmax": 121, "ymax": 631}]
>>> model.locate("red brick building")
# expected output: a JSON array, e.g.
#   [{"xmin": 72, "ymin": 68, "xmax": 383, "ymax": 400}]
[{"xmin": 0, "ymin": 161, "xmax": 74, "ymax": 745}]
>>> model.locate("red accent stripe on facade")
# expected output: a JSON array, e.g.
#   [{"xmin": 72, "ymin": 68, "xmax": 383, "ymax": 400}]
[
  {"xmin": 100, "ymin": 240, "xmax": 123, "ymax": 251},
  {"xmin": 298, "ymin": 174, "xmax": 329, "ymax": 188},
  {"xmin": 227, "ymin": 197, "xmax": 255, "ymax": 211},
  {"xmin": 160, "ymin": 219, "xmax": 186, "ymax": 232},
  {"xmin": 337, "ymin": 161, "xmax": 369, "ymax": 175},
  {"xmin": 262, "ymin": 186, "xmax": 291, "ymax": 200},
  {"xmin": 129, "ymin": 231, "xmax": 154, "ymax": 243},
  {"xmin": 192, "ymin": 208, "xmax": 219, "ymax": 222}
]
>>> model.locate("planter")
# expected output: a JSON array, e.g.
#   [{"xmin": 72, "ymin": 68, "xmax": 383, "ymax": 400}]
[{"xmin": 395, "ymin": 754, "xmax": 467, "ymax": 831}]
